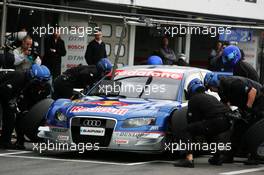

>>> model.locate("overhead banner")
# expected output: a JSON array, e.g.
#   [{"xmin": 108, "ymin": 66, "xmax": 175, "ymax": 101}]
[
  {"xmin": 238, "ymin": 36, "xmax": 259, "ymax": 69},
  {"xmin": 219, "ymin": 29, "xmax": 253, "ymax": 42}
]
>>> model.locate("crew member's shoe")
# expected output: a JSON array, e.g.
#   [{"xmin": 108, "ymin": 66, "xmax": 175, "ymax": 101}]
[
  {"xmin": 244, "ymin": 155, "xmax": 259, "ymax": 165},
  {"xmin": 0, "ymin": 142, "xmax": 17, "ymax": 149},
  {"xmin": 15, "ymin": 143, "xmax": 26, "ymax": 150},
  {"xmin": 173, "ymin": 159, "xmax": 194, "ymax": 168},
  {"xmin": 208, "ymin": 154, "xmax": 234, "ymax": 165}
]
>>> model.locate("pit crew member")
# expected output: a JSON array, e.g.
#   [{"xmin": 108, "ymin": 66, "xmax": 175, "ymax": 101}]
[
  {"xmin": 222, "ymin": 45, "xmax": 260, "ymax": 83},
  {"xmin": 204, "ymin": 72, "xmax": 264, "ymax": 164},
  {"xmin": 52, "ymin": 58, "xmax": 112, "ymax": 100},
  {"xmin": 0, "ymin": 64, "xmax": 51, "ymax": 149},
  {"xmin": 173, "ymin": 79, "xmax": 232, "ymax": 168}
]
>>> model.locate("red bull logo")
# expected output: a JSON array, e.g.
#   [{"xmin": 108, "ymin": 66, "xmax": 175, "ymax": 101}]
[{"xmin": 86, "ymin": 101, "xmax": 128, "ymax": 106}]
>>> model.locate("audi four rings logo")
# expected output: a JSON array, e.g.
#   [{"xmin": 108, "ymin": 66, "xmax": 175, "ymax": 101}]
[{"xmin": 83, "ymin": 120, "xmax": 102, "ymax": 127}]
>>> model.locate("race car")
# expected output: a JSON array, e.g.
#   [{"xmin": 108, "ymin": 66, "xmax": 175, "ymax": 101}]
[
  {"xmin": 34, "ymin": 65, "xmax": 209, "ymax": 152},
  {"xmin": 21, "ymin": 65, "xmax": 264, "ymax": 157}
]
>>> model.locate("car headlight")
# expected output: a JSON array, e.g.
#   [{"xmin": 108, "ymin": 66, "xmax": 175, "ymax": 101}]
[
  {"xmin": 122, "ymin": 118, "xmax": 156, "ymax": 128},
  {"xmin": 55, "ymin": 111, "xmax": 67, "ymax": 122}
]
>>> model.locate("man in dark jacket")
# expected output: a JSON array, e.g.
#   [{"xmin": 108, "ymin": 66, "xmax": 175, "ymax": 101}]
[
  {"xmin": 0, "ymin": 64, "xmax": 51, "ymax": 149},
  {"xmin": 159, "ymin": 37, "xmax": 177, "ymax": 65},
  {"xmin": 173, "ymin": 78, "xmax": 232, "ymax": 168},
  {"xmin": 53, "ymin": 58, "xmax": 112, "ymax": 100},
  {"xmin": 204, "ymin": 72, "xmax": 264, "ymax": 164},
  {"xmin": 85, "ymin": 30, "xmax": 107, "ymax": 65},
  {"xmin": 43, "ymin": 32, "xmax": 66, "ymax": 79}
]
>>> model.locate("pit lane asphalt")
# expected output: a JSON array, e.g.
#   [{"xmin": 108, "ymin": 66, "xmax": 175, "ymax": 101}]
[{"xmin": 0, "ymin": 143, "xmax": 264, "ymax": 175}]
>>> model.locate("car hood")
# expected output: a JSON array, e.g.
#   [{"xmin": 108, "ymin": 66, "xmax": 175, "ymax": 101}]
[{"xmin": 58, "ymin": 96, "xmax": 182, "ymax": 120}]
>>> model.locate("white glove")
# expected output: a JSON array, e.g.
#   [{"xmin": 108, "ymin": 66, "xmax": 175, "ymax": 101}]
[{"xmin": 34, "ymin": 56, "xmax": 42, "ymax": 65}]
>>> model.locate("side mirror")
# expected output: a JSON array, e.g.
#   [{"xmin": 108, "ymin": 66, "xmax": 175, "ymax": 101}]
[{"xmin": 72, "ymin": 89, "xmax": 85, "ymax": 100}]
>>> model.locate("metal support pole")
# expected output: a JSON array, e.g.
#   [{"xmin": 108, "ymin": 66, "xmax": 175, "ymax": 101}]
[
  {"xmin": 0, "ymin": 0, "xmax": 8, "ymax": 47},
  {"xmin": 4, "ymin": 2, "xmax": 264, "ymax": 30},
  {"xmin": 184, "ymin": 33, "xmax": 191, "ymax": 64},
  {"xmin": 128, "ymin": 25, "xmax": 135, "ymax": 66},
  {"xmin": 111, "ymin": 18, "xmax": 127, "ymax": 80},
  {"xmin": 260, "ymin": 37, "xmax": 264, "ymax": 84}
]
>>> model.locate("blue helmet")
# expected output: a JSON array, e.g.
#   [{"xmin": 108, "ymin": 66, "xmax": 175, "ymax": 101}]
[
  {"xmin": 187, "ymin": 78, "xmax": 205, "ymax": 97},
  {"xmin": 29, "ymin": 64, "xmax": 51, "ymax": 81},
  {"xmin": 96, "ymin": 58, "xmax": 113, "ymax": 74},
  {"xmin": 222, "ymin": 45, "xmax": 241, "ymax": 67},
  {"xmin": 204, "ymin": 72, "xmax": 220, "ymax": 89},
  {"xmin": 147, "ymin": 55, "xmax": 163, "ymax": 65}
]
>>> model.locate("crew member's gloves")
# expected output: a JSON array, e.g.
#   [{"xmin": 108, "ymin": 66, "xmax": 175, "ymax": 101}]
[
  {"xmin": 225, "ymin": 110, "xmax": 250, "ymax": 124},
  {"xmin": 245, "ymin": 105, "xmax": 253, "ymax": 114},
  {"xmin": 225, "ymin": 111, "xmax": 242, "ymax": 120},
  {"xmin": 8, "ymin": 98, "xmax": 20, "ymax": 113},
  {"xmin": 243, "ymin": 106, "xmax": 256, "ymax": 121}
]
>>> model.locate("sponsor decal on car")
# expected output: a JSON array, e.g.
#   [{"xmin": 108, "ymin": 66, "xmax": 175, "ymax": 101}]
[
  {"xmin": 80, "ymin": 126, "xmax": 105, "ymax": 136},
  {"xmin": 51, "ymin": 127, "xmax": 68, "ymax": 132},
  {"xmin": 114, "ymin": 139, "xmax": 129, "ymax": 145},
  {"xmin": 149, "ymin": 126, "xmax": 160, "ymax": 131},
  {"xmin": 57, "ymin": 135, "xmax": 69, "ymax": 141},
  {"xmin": 114, "ymin": 69, "xmax": 183, "ymax": 80},
  {"xmin": 72, "ymin": 100, "xmax": 128, "ymax": 107},
  {"xmin": 115, "ymin": 131, "xmax": 164, "ymax": 139},
  {"xmin": 116, "ymin": 132, "xmax": 146, "ymax": 138},
  {"xmin": 70, "ymin": 106, "xmax": 128, "ymax": 115},
  {"xmin": 85, "ymin": 101, "xmax": 128, "ymax": 106}
]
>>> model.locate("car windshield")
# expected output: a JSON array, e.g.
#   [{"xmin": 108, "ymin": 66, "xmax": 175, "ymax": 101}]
[{"xmin": 89, "ymin": 74, "xmax": 182, "ymax": 101}]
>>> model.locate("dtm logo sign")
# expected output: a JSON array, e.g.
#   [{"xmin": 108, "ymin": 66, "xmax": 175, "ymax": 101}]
[{"xmin": 83, "ymin": 120, "xmax": 102, "ymax": 127}]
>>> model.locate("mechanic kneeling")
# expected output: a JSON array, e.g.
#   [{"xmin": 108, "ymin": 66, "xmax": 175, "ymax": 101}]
[
  {"xmin": 173, "ymin": 79, "xmax": 233, "ymax": 168},
  {"xmin": 0, "ymin": 64, "xmax": 51, "ymax": 149},
  {"xmin": 52, "ymin": 58, "xmax": 112, "ymax": 100},
  {"xmin": 204, "ymin": 72, "xmax": 264, "ymax": 164}
]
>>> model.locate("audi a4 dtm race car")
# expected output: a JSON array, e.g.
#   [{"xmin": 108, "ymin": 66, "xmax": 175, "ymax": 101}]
[
  {"xmin": 20, "ymin": 65, "xmax": 264, "ymax": 158},
  {"xmin": 35, "ymin": 65, "xmax": 209, "ymax": 152}
]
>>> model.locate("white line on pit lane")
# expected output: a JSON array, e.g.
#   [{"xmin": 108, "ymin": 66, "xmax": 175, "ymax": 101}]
[
  {"xmin": 219, "ymin": 167, "xmax": 264, "ymax": 175},
  {"xmin": 0, "ymin": 151, "xmax": 32, "ymax": 156},
  {"xmin": 0, "ymin": 152, "xmax": 158, "ymax": 166},
  {"xmin": 0, "ymin": 151, "xmax": 205, "ymax": 166}
]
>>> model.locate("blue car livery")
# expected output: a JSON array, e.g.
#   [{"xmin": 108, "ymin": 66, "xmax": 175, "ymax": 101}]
[{"xmin": 38, "ymin": 65, "xmax": 212, "ymax": 152}]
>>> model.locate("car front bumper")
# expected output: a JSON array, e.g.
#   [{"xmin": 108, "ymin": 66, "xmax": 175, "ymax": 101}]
[{"xmin": 38, "ymin": 126, "xmax": 166, "ymax": 152}]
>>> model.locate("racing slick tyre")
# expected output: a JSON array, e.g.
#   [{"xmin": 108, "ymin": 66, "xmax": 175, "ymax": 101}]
[
  {"xmin": 244, "ymin": 118, "xmax": 264, "ymax": 160},
  {"xmin": 19, "ymin": 98, "xmax": 54, "ymax": 142},
  {"xmin": 165, "ymin": 107, "xmax": 188, "ymax": 158},
  {"xmin": 0, "ymin": 103, "xmax": 2, "ymax": 128},
  {"xmin": 169, "ymin": 106, "xmax": 188, "ymax": 137}
]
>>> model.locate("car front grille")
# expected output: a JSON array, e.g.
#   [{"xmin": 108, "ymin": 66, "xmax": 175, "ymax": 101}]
[{"xmin": 70, "ymin": 117, "xmax": 116, "ymax": 147}]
